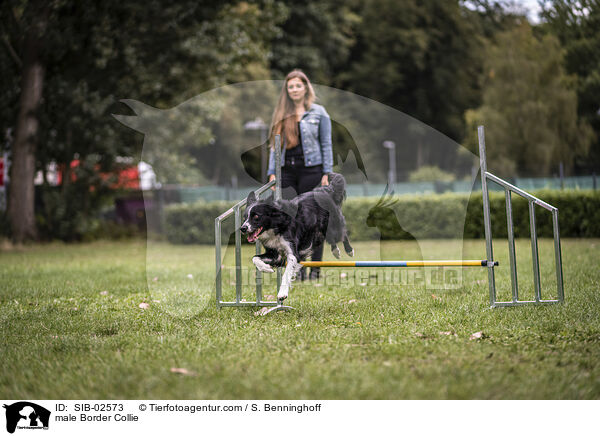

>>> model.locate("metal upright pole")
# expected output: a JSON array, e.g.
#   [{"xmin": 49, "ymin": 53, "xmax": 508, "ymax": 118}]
[
  {"xmin": 275, "ymin": 135, "xmax": 282, "ymax": 294},
  {"xmin": 553, "ymin": 209, "xmax": 565, "ymax": 302},
  {"xmin": 478, "ymin": 126, "xmax": 496, "ymax": 307},
  {"xmin": 529, "ymin": 200, "xmax": 542, "ymax": 302},
  {"xmin": 261, "ymin": 127, "xmax": 268, "ymax": 184},
  {"xmin": 215, "ymin": 218, "xmax": 222, "ymax": 308},
  {"xmin": 505, "ymin": 189, "xmax": 519, "ymax": 303},
  {"xmin": 559, "ymin": 162, "xmax": 565, "ymax": 190},
  {"xmin": 255, "ymin": 239, "xmax": 263, "ymax": 304},
  {"xmin": 275, "ymin": 134, "xmax": 282, "ymax": 200},
  {"xmin": 383, "ymin": 141, "xmax": 396, "ymax": 190},
  {"xmin": 234, "ymin": 206, "xmax": 242, "ymax": 303}
]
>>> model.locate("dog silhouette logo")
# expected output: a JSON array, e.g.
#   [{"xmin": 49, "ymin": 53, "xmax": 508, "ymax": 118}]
[{"xmin": 3, "ymin": 402, "xmax": 50, "ymax": 433}]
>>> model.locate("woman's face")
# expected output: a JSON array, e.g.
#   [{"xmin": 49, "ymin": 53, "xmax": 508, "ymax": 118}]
[{"xmin": 287, "ymin": 77, "xmax": 306, "ymax": 103}]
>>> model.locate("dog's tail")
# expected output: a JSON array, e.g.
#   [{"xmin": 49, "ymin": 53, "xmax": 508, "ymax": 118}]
[{"xmin": 328, "ymin": 173, "xmax": 346, "ymax": 206}]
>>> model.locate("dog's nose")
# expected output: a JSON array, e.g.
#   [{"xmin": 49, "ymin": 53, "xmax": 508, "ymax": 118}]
[{"xmin": 240, "ymin": 223, "xmax": 248, "ymax": 233}]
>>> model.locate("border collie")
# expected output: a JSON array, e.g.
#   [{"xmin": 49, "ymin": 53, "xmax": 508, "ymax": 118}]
[{"xmin": 240, "ymin": 173, "xmax": 354, "ymax": 302}]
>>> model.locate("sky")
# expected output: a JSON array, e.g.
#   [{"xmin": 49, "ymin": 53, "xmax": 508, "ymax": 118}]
[
  {"xmin": 464, "ymin": 0, "xmax": 548, "ymax": 23},
  {"xmin": 517, "ymin": 0, "xmax": 545, "ymax": 22}
]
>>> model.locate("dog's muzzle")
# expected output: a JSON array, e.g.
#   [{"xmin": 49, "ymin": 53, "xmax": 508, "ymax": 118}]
[{"xmin": 240, "ymin": 223, "xmax": 263, "ymax": 243}]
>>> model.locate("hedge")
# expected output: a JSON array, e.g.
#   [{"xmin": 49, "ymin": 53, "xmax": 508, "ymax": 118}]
[{"xmin": 164, "ymin": 190, "xmax": 600, "ymax": 244}]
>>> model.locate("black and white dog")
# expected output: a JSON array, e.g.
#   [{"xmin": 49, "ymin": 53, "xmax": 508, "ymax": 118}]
[{"xmin": 240, "ymin": 173, "xmax": 354, "ymax": 302}]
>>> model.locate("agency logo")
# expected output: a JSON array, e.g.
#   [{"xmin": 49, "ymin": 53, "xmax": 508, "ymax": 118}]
[{"xmin": 3, "ymin": 402, "xmax": 50, "ymax": 434}]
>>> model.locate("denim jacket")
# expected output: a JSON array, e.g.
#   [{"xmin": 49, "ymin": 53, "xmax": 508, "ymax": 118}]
[{"xmin": 267, "ymin": 103, "xmax": 333, "ymax": 176}]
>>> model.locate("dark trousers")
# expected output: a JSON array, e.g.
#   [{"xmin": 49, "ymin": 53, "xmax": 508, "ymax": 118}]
[{"xmin": 280, "ymin": 160, "xmax": 324, "ymax": 265}]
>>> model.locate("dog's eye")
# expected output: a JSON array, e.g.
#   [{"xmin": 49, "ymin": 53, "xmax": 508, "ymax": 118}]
[{"xmin": 252, "ymin": 214, "xmax": 258, "ymax": 219}]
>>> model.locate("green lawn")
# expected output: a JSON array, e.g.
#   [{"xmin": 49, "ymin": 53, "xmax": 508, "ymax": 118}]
[{"xmin": 1, "ymin": 238, "xmax": 599, "ymax": 399}]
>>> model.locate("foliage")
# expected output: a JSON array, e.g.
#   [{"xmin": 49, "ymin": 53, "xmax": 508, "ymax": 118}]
[
  {"xmin": 268, "ymin": 0, "xmax": 360, "ymax": 84},
  {"xmin": 541, "ymin": 0, "xmax": 600, "ymax": 172},
  {"xmin": 163, "ymin": 189, "xmax": 600, "ymax": 244},
  {"xmin": 340, "ymin": 0, "xmax": 485, "ymax": 142},
  {"xmin": 465, "ymin": 188, "xmax": 600, "ymax": 238},
  {"xmin": 114, "ymin": 98, "xmax": 224, "ymax": 185},
  {"xmin": 165, "ymin": 200, "xmax": 234, "ymax": 244},
  {"xmin": 463, "ymin": 22, "xmax": 593, "ymax": 177},
  {"xmin": 409, "ymin": 166, "xmax": 456, "ymax": 182},
  {"xmin": 0, "ymin": 0, "xmax": 286, "ymax": 240},
  {"xmin": 3, "ymin": 0, "xmax": 599, "ymax": 242}
]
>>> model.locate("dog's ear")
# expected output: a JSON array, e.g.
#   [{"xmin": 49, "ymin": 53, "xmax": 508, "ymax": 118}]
[{"xmin": 246, "ymin": 191, "xmax": 257, "ymax": 206}]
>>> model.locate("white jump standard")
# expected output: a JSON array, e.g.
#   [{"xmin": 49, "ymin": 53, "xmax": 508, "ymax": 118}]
[{"xmin": 214, "ymin": 127, "xmax": 564, "ymax": 310}]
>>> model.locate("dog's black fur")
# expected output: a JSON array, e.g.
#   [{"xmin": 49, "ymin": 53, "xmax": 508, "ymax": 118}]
[{"xmin": 240, "ymin": 173, "xmax": 354, "ymax": 301}]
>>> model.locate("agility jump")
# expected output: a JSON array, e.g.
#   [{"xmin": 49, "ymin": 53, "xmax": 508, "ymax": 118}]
[
  {"xmin": 214, "ymin": 126, "xmax": 564, "ymax": 310},
  {"xmin": 300, "ymin": 260, "xmax": 498, "ymax": 267}
]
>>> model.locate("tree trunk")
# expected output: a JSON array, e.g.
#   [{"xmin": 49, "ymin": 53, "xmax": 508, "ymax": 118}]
[{"xmin": 7, "ymin": 3, "xmax": 48, "ymax": 243}]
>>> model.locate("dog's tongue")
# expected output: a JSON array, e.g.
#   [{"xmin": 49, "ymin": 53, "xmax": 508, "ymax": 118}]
[{"xmin": 247, "ymin": 227, "xmax": 262, "ymax": 243}]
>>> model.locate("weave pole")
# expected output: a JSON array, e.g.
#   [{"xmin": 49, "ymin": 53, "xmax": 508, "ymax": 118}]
[{"xmin": 300, "ymin": 260, "xmax": 498, "ymax": 268}]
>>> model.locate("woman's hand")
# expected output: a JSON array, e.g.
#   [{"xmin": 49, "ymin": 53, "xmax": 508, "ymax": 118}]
[
  {"xmin": 269, "ymin": 174, "xmax": 276, "ymax": 191},
  {"xmin": 321, "ymin": 174, "xmax": 329, "ymax": 186}
]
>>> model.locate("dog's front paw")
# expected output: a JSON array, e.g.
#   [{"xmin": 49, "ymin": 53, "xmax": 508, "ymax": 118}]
[
  {"xmin": 332, "ymin": 247, "xmax": 341, "ymax": 259},
  {"xmin": 346, "ymin": 248, "xmax": 355, "ymax": 257},
  {"xmin": 277, "ymin": 284, "xmax": 289, "ymax": 302},
  {"xmin": 252, "ymin": 257, "xmax": 274, "ymax": 273}
]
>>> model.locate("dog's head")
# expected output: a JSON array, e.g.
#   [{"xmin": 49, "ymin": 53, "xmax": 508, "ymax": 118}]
[
  {"xmin": 240, "ymin": 192, "xmax": 277, "ymax": 243},
  {"xmin": 240, "ymin": 191, "xmax": 298, "ymax": 243}
]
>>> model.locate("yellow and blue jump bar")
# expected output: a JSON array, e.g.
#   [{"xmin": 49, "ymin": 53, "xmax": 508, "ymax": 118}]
[{"xmin": 300, "ymin": 260, "xmax": 498, "ymax": 267}]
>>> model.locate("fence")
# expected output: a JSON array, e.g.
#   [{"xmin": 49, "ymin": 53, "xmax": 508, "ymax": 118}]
[
  {"xmin": 155, "ymin": 175, "xmax": 598, "ymax": 204},
  {"xmin": 116, "ymin": 174, "xmax": 596, "ymax": 233}
]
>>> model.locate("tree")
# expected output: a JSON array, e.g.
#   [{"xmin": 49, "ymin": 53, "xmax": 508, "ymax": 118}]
[
  {"xmin": 340, "ymin": 0, "xmax": 485, "ymax": 143},
  {"xmin": 1, "ymin": 0, "xmax": 286, "ymax": 241},
  {"xmin": 2, "ymin": 1, "xmax": 49, "ymax": 242},
  {"xmin": 269, "ymin": 0, "xmax": 360, "ymax": 84},
  {"xmin": 541, "ymin": 0, "xmax": 600, "ymax": 172},
  {"xmin": 464, "ymin": 22, "xmax": 593, "ymax": 177}
]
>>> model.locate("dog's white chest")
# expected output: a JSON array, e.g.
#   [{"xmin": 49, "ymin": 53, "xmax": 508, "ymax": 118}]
[{"xmin": 259, "ymin": 230, "xmax": 291, "ymax": 254}]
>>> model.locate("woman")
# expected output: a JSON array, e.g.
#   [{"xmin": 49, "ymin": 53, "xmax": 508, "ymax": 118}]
[{"xmin": 267, "ymin": 69, "xmax": 334, "ymax": 280}]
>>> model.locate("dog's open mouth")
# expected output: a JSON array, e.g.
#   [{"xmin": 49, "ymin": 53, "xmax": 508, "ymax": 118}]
[{"xmin": 247, "ymin": 227, "xmax": 263, "ymax": 243}]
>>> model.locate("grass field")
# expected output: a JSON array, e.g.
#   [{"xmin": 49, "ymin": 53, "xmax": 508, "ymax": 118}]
[{"xmin": 1, "ymin": 238, "xmax": 599, "ymax": 399}]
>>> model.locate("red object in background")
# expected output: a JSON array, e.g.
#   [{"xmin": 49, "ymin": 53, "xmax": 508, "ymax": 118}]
[
  {"xmin": 116, "ymin": 166, "xmax": 140, "ymax": 189},
  {"xmin": 0, "ymin": 158, "xmax": 4, "ymax": 187},
  {"xmin": 57, "ymin": 160, "xmax": 140, "ymax": 189}
]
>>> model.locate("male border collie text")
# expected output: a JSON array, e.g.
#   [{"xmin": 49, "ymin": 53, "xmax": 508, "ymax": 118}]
[{"xmin": 240, "ymin": 173, "xmax": 354, "ymax": 302}]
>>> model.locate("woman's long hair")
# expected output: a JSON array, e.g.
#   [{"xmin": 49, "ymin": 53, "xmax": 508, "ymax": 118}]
[{"xmin": 269, "ymin": 70, "xmax": 316, "ymax": 149}]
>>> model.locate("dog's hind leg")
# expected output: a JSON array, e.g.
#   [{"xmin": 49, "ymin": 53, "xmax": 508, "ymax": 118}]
[
  {"xmin": 343, "ymin": 233, "xmax": 354, "ymax": 257},
  {"xmin": 325, "ymin": 226, "xmax": 342, "ymax": 259}
]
